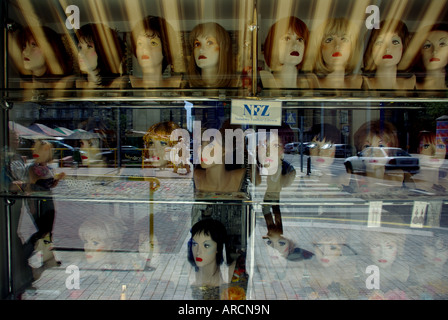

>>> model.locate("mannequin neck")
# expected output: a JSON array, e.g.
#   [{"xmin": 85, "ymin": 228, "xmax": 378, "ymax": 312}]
[
  {"xmin": 274, "ymin": 64, "xmax": 298, "ymax": 87},
  {"xmin": 32, "ymin": 65, "xmax": 48, "ymax": 78},
  {"xmin": 374, "ymin": 65, "xmax": 398, "ymax": 88},
  {"xmin": 422, "ymin": 68, "xmax": 447, "ymax": 89},
  {"xmin": 201, "ymin": 66, "xmax": 219, "ymax": 86},
  {"xmin": 196, "ymin": 262, "xmax": 222, "ymax": 286},
  {"xmin": 141, "ymin": 65, "xmax": 163, "ymax": 82}
]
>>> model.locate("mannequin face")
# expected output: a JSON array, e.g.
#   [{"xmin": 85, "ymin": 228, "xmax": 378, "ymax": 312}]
[
  {"xmin": 82, "ymin": 234, "xmax": 110, "ymax": 263},
  {"xmin": 278, "ymin": 29, "xmax": 305, "ymax": 66},
  {"xmin": 193, "ymin": 34, "xmax": 220, "ymax": 70},
  {"xmin": 200, "ymin": 139, "xmax": 223, "ymax": 169},
  {"xmin": 136, "ymin": 32, "xmax": 164, "ymax": 71},
  {"xmin": 22, "ymin": 38, "xmax": 46, "ymax": 76},
  {"xmin": 421, "ymin": 30, "xmax": 448, "ymax": 71},
  {"xmin": 191, "ymin": 232, "xmax": 218, "ymax": 268},
  {"xmin": 321, "ymin": 34, "xmax": 351, "ymax": 70},
  {"xmin": 419, "ymin": 136, "xmax": 446, "ymax": 168},
  {"xmin": 309, "ymin": 138, "xmax": 335, "ymax": 169},
  {"xmin": 369, "ymin": 236, "xmax": 399, "ymax": 269},
  {"xmin": 313, "ymin": 238, "xmax": 343, "ymax": 267},
  {"xmin": 423, "ymin": 237, "xmax": 448, "ymax": 267},
  {"xmin": 32, "ymin": 141, "xmax": 52, "ymax": 163},
  {"xmin": 258, "ymin": 132, "xmax": 282, "ymax": 174},
  {"xmin": 78, "ymin": 38, "xmax": 98, "ymax": 73},
  {"xmin": 146, "ymin": 137, "xmax": 170, "ymax": 167},
  {"xmin": 372, "ymin": 32, "xmax": 403, "ymax": 68},
  {"xmin": 264, "ymin": 233, "xmax": 290, "ymax": 258}
]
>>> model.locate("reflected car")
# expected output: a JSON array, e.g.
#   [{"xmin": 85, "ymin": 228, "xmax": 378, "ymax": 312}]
[
  {"xmin": 284, "ymin": 142, "xmax": 311, "ymax": 154},
  {"xmin": 284, "ymin": 142, "xmax": 300, "ymax": 154},
  {"xmin": 97, "ymin": 145, "xmax": 143, "ymax": 166},
  {"xmin": 344, "ymin": 147, "xmax": 419, "ymax": 175}
]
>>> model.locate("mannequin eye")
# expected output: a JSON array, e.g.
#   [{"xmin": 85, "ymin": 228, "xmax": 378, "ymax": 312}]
[
  {"xmin": 298, "ymin": 37, "xmax": 304, "ymax": 42},
  {"xmin": 206, "ymin": 40, "xmax": 215, "ymax": 46},
  {"xmin": 193, "ymin": 40, "xmax": 201, "ymax": 48},
  {"xmin": 439, "ymin": 40, "xmax": 447, "ymax": 47},
  {"xmin": 324, "ymin": 36, "xmax": 333, "ymax": 43},
  {"xmin": 151, "ymin": 40, "xmax": 159, "ymax": 46},
  {"xmin": 422, "ymin": 42, "xmax": 432, "ymax": 50}
]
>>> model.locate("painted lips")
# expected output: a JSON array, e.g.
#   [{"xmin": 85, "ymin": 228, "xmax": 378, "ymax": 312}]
[
  {"xmin": 430, "ymin": 57, "xmax": 441, "ymax": 62},
  {"xmin": 382, "ymin": 55, "xmax": 393, "ymax": 59},
  {"xmin": 141, "ymin": 55, "xmax": 150, "ymax": 60},
  {"xmin": 290, "ymin": 51, "xmax": 300, "ymax": 56},
  {"xmin": 332, "ymin": 52, "xmax": 342, "ymax": 57},
  {"xmin": 198, "ymin": 55, "xmax": 207, "ymax": 60},
  {"xmin": 196, "ymin": 257, "xmax": 203, "ymax": 262}
]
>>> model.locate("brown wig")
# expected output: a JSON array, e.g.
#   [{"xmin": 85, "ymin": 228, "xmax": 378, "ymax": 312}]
[
  {"xmin": 363, "ymin": 19, "xmax": 411, "ymax": 74},
  {"xmin": 263, "ymin": 16, "xmax": 309, "ymax": 72},
  {"xmin": 187, "ymin": 22, "xmax": 234, "ymax": 87},
  {"xmin": 75, "ymin": 23, "xmax": 125, "ymax": 86},
  {"xmin": 18, "ymin": 25, "xmax": 72, "ymax": 77},
  {"xmin": 130, "ymin": 16, "xmax": 173, "ymax": 73}
]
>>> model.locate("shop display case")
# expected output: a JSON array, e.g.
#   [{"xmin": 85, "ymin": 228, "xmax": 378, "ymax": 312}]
[{"xmin": 1, "ymin": 0, "xmax": 448, "ymax": 301}]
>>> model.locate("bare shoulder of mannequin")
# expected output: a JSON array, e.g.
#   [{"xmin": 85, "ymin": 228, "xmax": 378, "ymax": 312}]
[{"xmin": 260, "ymin": 70, "xmax": 278, "ymax": 88}]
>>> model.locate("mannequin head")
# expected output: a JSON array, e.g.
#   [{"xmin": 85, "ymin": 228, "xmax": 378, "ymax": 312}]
[
  {"xmin": 78, "ymin": 215, "xmax": 122, "ymax": 264},
  {"xmin": 256, "ymin": 123, "xmax": 293, "ymax": 174},
  {"xmin": 422, "ymin": 233, "xmax": 448, "ymax": 267},
  {"xmin": 414, "ymin": 23, "xmax": 448, "ymax": 85},
  {"xmin": 312, "ymin": 17, "xmax": 362, "ymax": 76},
  {"xmin": 18, "ymin": 25, "xmax": 71, "ymax": 77},
  {"xmin": 366, "ymin": 231, "xmax": 405, "ymax": 269},
  {"xmin": 263, "ymin": 232, "xmax": 292, "ymax": 259},
  {"xmin": 131, "ymin": 16, "xmax": 173, "ymax": 74},
  {"xmin": 308, "ymin": 123, "xmax": 340, "ymax": 170},
  {"xmin": 187, "ymin": 219, "xmax": 228, "ymax": 271},
  {"xmin": 364, "ymin": 19, "xmax": 410, "ymax": 73},
  {"xmin": 354, "ymin": 120, "xmax": 399, "ymax": 152},
  {"xmin": 417, "ymin": 131, "xmax": 446, "ymax": 168},
  {"xmin": 76, "ymin": 23, "xmax": 125, "ymax": 86},
  {"xmin": 263, "ymin": 16, "xmax": 309, "ymax": 72},
  {"xmin": 32, "ymin": 140, "xmax": 53, "ymax": 164},
  {"xmin": 143, "ymin": 121, "xmax": 180, "ymax": 167},
  {"xmin": 312, "ymin": 230, "xmax": 348, "ymax": 268},
  {"xmin": 188, "ymin": 22, "xmax": 234, "ymax": 87}
]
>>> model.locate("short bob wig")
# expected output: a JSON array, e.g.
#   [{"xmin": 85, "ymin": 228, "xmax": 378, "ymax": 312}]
[
  {"xmin": 311, "ymin": 17, "xmax": 363, "ymax": 76},
  {"xmin": 187, "ymin": 218, "xmax": 228, "ymax": 271},
  {"xmin": 187, "ymin": 22, "xmax": 234, "ymax": 87},
  {"xmin": 130, "ymin": 15, "xmax": 173, "ymax": 73},
  {"xmin": 363, "ymin": 19, "xmax": 410, "ymax": 74},
  {"xmin": 263, "ymin": 16, "xmax": 310, "ymax": 72}
]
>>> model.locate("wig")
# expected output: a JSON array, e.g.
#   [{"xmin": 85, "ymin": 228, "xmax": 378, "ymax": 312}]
[
  {"xmin": 187, "ymin": 22, "xmax": 234, "ymax": 87},
  {"xmin": 17, "ymin": 25, "xmax": 72, "ymax": 77},
  {"xmin": 187, "ymin": 218, "xmax": 229, "ymax": 270},
  {"xmin": 75, "ymin": 23, "xmax": 125, "ymax": 86},
  {"xmin": 412, "ymin": 23, "xmax": 448, "ymax": 85},
  {"xmin": 143, "ymin": 121, "xmax": 180, "ymax": 159},
  {"xmin": 263, "ymin": 16, "xmax": 309, "ymax": 71},
  {"xmin": 32, "ymin": 140, "xmax": 54, "ymax": 163},
  {"xmin": 311, "ymin": 17, "xmax": 363, "ymax": 76},
  {"xmin": 130, "ymin": 15, "xmax": 173, "ymax": 73},
  {"xmin": 353, "ymin": 120, "xmax": 399, "ymax": 152},
  {"xmin": 363, "ymin": 19, "xmax": 411, "ymax": 74}
]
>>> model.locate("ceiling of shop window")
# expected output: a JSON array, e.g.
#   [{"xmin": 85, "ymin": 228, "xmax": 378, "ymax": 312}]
[{"xmin": 6, "ymin": 0, "xmax": 448, "ymax": 33}]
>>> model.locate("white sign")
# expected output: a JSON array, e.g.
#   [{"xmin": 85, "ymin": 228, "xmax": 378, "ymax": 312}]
[{"xmin": 231, "ymin": 99, "xmax": 282, "ymax": 126}]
